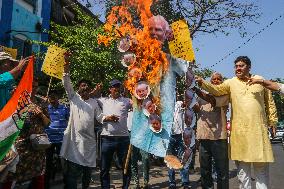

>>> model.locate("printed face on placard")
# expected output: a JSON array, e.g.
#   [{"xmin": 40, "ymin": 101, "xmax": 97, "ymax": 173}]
[{"xmin": 128, "ymin": 67, "xmax": 142, "ymax": 79}]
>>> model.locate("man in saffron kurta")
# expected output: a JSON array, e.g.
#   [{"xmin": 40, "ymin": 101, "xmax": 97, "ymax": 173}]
[{"xmin": 196, "ymin": 56, "xmax": 277, "ymax": 189}]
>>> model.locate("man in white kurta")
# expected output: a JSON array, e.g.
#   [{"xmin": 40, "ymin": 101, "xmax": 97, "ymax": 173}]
[{"xmin": 60, "ymin": 59, "xmax": 103, "ymax": 189}]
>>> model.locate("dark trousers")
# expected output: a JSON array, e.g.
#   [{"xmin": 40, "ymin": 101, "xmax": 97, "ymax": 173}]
[
  {"xmin": 199, "ymin": 139, "xmax": 229, "ymax": 189},
  {"xmin": 62, "ymin": 159, "xmax": 92, "ymax": 189},
  {"xmin": 131, "ymin": 146, "xmax": 150, "ymax": 186},
  {"xmin": 100, "ymin": 136, "xmax": 131, "ymax": 189},
  {"xmin": 45, "ymin": 143, "xmax": 62, "ymax": 189}
]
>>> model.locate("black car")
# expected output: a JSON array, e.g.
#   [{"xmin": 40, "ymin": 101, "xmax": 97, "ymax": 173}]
[{"xmin": 269, "ymin": 126, "xmax": 284, "ymax": 142}]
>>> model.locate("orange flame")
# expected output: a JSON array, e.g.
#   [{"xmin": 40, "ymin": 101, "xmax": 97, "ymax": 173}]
[{"xmin": 98, "ymin": 0, "xmax": 169, "ymax": 111}]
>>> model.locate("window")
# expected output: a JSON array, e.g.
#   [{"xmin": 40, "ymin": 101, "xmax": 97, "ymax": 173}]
[{"xmin": 12, "ymin": 36, "xmax": 32, "ymax": 59}]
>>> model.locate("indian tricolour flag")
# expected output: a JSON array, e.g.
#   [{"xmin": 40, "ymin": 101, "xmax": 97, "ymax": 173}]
[{"xmin": 0, "ymin": 57, "xmax": 34, "ymax": 161}]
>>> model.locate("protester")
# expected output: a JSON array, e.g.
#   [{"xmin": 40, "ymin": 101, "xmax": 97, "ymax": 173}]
[
  {"xmin": 60, "ymin": 56, "xmax": 103, "ymax": 189},
  {"xmin": 97, "ymin": 79, "xmax": 132, "ymax": 189},
  {"xmin": 4, "ymin": 77, "xmax": 50, "ymax": 189},
  {"xmin": 0, "ymin": 52, "xmax": 30, "ymax": 110},
  {"xmin": 167, "ymin": 100, "xmax": 195, "ymax": 189},
  {"xmin": 248, "ymin": 78, "xmax": 284, "ymax": 95},
  {"xmin": 194, "ymin": 72, "xmax": 229, "ymax": 189},
  {"xmin": 196, "ymin": 56, "xmax": 278, "ymax": 188},
  {"xmin": 44, "ymin": 90, "xmax": 70, "ymax": 189}
]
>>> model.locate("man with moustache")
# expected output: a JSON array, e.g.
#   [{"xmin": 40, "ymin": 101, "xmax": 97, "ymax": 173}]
[
  {"xmin": 196, "ymin": 56, "xmax": 278, "ymax": 189},
  {"xmin": 194, "ymin": 72, "xmax": 229, "ymax": 189},
  {"xmin": 60, "ymin": 55, "xmax": 104, "ymax": 189},
  {"xmin": 97, "ymin": 79, "xmax": 132, "ymax": 189}
]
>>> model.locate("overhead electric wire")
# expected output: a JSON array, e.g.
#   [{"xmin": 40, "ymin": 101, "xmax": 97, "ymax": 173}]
[{"xmin": 208, "ymin": 12, "xmax": 284, "ymax": 69}]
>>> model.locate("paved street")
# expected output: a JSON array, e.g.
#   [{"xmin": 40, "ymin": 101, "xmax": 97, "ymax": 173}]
[{"xmin": 51, "ymin": 143, "xmax": 284, "ymax": 189}]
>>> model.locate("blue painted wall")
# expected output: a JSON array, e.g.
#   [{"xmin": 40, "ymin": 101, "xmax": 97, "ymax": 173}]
[
  {"xmin": 10, "ymin": 2, "xmax": 41, "ymax": 52},
  {"xmin": 40, "ymin": 0, "xmax": 51, "ymax": 52},
  {"xmin": 0, "ymin": 0, "xmax": 14, "ymax": 46}
]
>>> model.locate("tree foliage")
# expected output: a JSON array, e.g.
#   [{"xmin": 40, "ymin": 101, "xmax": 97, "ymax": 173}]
[
  {"xmin": 151, "ymin": 0, "xmax": 260, "ymax": 39},
  {"xmin": 272, "ymin": 78, "xmax": 284, "ymax": 124},
  {"xmin": 42, "ymin": 7, "xmax": 127, "ymax": 92}
]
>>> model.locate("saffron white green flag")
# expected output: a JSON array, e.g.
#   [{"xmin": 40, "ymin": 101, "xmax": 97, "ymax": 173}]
[{"xmin": 0, "ymin": 57, "xmax": 34, "ymax": 161}]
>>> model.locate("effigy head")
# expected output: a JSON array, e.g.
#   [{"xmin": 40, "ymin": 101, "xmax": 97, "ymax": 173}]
[
  {"xmin": 134, "ymin": 81, "xmax": 150, "ymax": 99},
  {"xmin": 148, "ymin": 15, "xmax": 170, "ymax": 43}
]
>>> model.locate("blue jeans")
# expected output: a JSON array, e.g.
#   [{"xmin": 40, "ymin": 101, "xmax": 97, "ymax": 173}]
[
  {"xmin": 100, "ymin": 136, "xmax": 131, "ymax": 189},
  {"xmin": 167, "ymin": 134, "xmax": 190, "ymax": 186}
]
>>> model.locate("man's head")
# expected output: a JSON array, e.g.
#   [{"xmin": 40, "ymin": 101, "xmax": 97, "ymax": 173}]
[
  {"xmin": 48, "ymin": 90, "xmax": 60, "ymax": 107},
  {"xmin": 77, "ymin": 79, "xmax": 92, "ymax": 100},
  {"xmin": 148, "ymin": 15, "xmax": 170, "ymax": 43},
  {"xmin": 210, "ymin": 72, "xmax": 223, "ymax": 85},
  {"xmin": 234, "ymin": 56, "xmax": 251, "ymax": 79},
  {"xmin": 0, "ymin": 52, "xmax": 18, "ymax": 73},
  {"xmin": 109, "ymin": 79, "xmax": 122, "ymax": 99}
]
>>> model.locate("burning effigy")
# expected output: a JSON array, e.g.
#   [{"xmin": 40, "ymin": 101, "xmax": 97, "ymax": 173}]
[{"xmin": 98, "ymin": 0, "xmax": 196, "ymax": 169}]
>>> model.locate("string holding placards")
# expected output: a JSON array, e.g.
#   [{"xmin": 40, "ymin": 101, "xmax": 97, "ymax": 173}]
[
  {"xmin": 41, "ymin": 45, "xmax": 66, "ymax": 80},
  {"xmin": 169, "ymin": 19, "xmax": 195, "ymax": 62}
]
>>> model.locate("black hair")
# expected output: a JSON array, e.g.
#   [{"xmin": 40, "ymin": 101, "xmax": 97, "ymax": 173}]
[
  {"xmin": 234, "ymin": 56, "xmax": 251, "ymax": 67},
  {"xmin": 48, "ymin": 89, "xmax": 60, "ymax": 97},
  {"xmin": 77, "ymin": 79, "xmax": 92, "ymax": 87}
]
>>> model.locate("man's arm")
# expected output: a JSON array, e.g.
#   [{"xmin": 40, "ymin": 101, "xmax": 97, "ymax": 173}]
[
  {"xmin": 193, "ymin": 87, "xmax": 216, "ymax": 106},
  {"xmin": 9, "ymin": 57, "xmax": 30, "ymax": 79},
  {"xmin": 264, "ymin": 88, "xmax": 278, "ymax": 136},
  {"xmin": 195, "ymin": 76, "xmax": 230, "ymax": 96},
  {"xmin": 62, "ymin": 55, "xmax": 76, "ymax": 100},
  {"xmin": 248, "ymin": 78, "xmax": 280, "ymax": 91}
]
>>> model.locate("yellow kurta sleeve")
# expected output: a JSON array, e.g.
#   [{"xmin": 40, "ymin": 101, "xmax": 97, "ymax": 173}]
[
  {"xmin": 201, "ymin": 80, "xmax": 230, "ymax": 96},
  {"xmin": 264, "ymin": 88, "xmax": 278, "ymax": 126}
]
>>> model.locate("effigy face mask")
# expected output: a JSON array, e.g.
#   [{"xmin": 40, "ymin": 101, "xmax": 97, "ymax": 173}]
[
  {"xmin": 128, "ymin": 67, "xmax": 142, "ymax": 79},
  {"xmin": 121, "ymin": 53, "xmax": 136, "ymax": 67},
  {"xmin": 148, "ymin": 114, "xmax": 162, "ymax": 133},
  {"xmin": 142, "ymin": 98, "xmax": 157, "ymax": 117},
  {"xmin": 185, "ymin": 109, "xmax": 195, "ymax": 127},
  {"xmin": 117, "ymin": 37, "xmax": 131, "ymax": 52},
  {"xmin": 134, "ymin": 81, "xmax": 150, "ymax": 99}
]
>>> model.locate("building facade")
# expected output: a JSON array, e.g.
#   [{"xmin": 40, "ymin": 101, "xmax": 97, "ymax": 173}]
[{"xmin": 0, "ymin": 0, "xmax": 51, "ymax": 61}]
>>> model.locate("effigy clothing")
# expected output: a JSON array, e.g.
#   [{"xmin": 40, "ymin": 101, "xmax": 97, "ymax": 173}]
[
  {"xmin": 201, "ymin": 75, "xmax": 278, "ymax": 162},
  {"xmin": 131, "ymin": 55, "xmax": 189, "ymax": 157},
  {"xmin": 196, "ymin": 95, "xmax": 229, "ymax": 140},
  {"xmin": 0, "ymin": 72, "xmax": 14, "ymax": 110},
  {"xmin": 60, "ymin": 73, "xmax": 103, "ymax": 167}
]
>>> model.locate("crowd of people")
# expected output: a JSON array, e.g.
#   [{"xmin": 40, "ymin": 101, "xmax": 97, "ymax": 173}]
[{"xmin": 0, "ymin": 14, "xmax": 283, "ymax": 189}]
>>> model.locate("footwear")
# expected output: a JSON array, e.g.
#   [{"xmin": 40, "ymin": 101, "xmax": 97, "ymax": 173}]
[{"xmin": 169, "ymin": 184, "xmax": 176, "ymax": 189}]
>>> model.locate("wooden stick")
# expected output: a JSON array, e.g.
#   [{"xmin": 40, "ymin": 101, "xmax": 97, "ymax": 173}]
[
  {"xmin": 46, "ymin": 77, "xmax": 53, "ymax": 98},
  {"xmin": 123, "ymin": 144, "xmax": 132, "ymax": 174}
]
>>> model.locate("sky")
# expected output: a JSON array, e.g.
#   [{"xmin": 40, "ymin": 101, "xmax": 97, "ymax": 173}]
[{"xmin": 80, "ymin": 0, "xmax": 284, "ymax": 80}]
